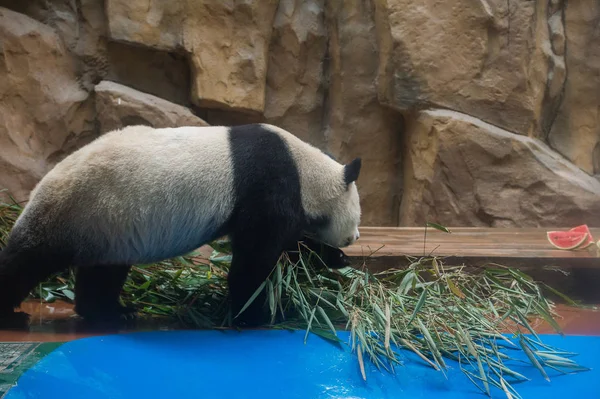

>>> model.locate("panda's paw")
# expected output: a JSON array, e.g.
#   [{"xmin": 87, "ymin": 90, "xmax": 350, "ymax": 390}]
[
  {"xmin": 118, "ymin": 305, "xmax": 138, "ymax": 321},
  {"xmin": 232, "ymin": 311, "xmax": 270, "ymax": 329},
  {"xmin": 76, "ymin": 303, "xmax": 138, "ymax": 324},
  {"xmin": 0, "ymin": 311, "xmax": 30, "ymax": 329}
]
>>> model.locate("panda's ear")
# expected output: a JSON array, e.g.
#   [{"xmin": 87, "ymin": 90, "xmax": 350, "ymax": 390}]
[{"xmin": 344, "ymin": 157, "xmax": 362, "ymax": 185}]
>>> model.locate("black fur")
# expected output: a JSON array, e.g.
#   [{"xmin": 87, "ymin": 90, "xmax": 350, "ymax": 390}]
[
  {"xmin": 0, "ymin": 244, "xmax": 69, "ymax": 328},
  {"xmin": 344, "ymin": 157, "xmax": 362, "ymax": 186},
  {"xmin": 226, "ymin": 125, "xmax": 307, "ymax": 326},
  {"xmin": 74, "ymin": 264, "xmax": 135, "ymax": 322}
]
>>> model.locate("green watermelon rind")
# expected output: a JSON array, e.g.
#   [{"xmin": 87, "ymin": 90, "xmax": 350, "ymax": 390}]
[{"xmin": 546, "ymin": 231, "xmax": 589, "ymax": 250}]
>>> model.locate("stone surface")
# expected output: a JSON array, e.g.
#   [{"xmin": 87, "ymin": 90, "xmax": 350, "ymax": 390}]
[
  {"xmin": 323, "ymin": 0, "xmax": 403, "ymax": 227},
  {"xmin": 264, "ymin": 0, "xmax": 328, "ymax": 147},
  {"xmin": 400, "ymin": 109, "xmax": 600, "ymax": 227},
  {"xmin": 0, "ymin": 0, "xmax": 111, "ymax": 91},
  {"xmin": 106, "ymin": 0, "xmax": 279, "ymax": 114},
  {"xmin": 94, "ymin": 81, "xmax": 208, "ymax": 133},
  {"xmin": 106, "ymin": 0, "xmax": 184, "ymax": 51},
  {"xmin": 0, "ymin": 7, "xmax": 96, "ymax": 203},
  {"xmin": 374, "ymin": 0, "xmax": 557, "ymax": 137},
  {"xmin": 548, "ymin": 1, "xmax": 600, "ymax": 176}
]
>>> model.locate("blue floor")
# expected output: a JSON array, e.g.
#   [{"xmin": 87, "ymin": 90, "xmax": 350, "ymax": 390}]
[{"xmin": 4, "ymin": 330, "xmax": 599, "ymax": 399}]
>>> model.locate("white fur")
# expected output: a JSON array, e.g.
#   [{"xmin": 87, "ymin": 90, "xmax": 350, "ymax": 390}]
[
  {"xmin": 16, "ymin": 125, "xmax": 235, "ymax": 265},
  {"xmin": 261, "ymin": 124, "xmax": 362, "ymax": 248}
]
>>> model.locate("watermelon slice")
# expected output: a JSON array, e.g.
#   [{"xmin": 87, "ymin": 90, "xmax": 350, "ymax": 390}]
[
  {"xmin": 567, "ymin": 224, "xmax": 594, "ymax": 248},
  {"xmin": 546, "ymin": 230, "xmax": 589, "ymax": 250}
]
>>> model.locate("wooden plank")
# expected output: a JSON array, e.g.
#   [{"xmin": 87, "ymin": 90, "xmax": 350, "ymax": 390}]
[
  {"xmin": 344, "ymin": 227, "xmax": 600, "ymax": 303},
  {"xmin": 346, "ymin": 227, "xmax": 600, "ymax": 261}
]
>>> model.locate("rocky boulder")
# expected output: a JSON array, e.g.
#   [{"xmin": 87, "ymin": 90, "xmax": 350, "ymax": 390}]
[
  {"xmin": 400, "ymin": 109, "xmax": 600, "ymax": 227},
  {"xmin": 95, "ymin": 81, "xmax": 208, "ymax": 133}
]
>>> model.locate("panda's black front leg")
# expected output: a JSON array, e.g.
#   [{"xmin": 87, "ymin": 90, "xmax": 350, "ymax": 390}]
[
  {"xmin": 74, "ymin": 264, "xmax": 136, "ymax": 323},
  {"xmin": 228, "ymin": 239, "xmax": 287, "ymax": 328}
]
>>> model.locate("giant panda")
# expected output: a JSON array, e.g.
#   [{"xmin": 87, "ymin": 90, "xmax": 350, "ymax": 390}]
[{"xmin": 0, "ymin": 123, "xmax": 362, "ymax": 327}]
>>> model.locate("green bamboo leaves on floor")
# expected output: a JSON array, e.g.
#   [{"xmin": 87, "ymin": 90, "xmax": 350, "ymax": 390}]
[{"xmin": 238, "ymin": 248, "xmax": 589, "ymax": 399}]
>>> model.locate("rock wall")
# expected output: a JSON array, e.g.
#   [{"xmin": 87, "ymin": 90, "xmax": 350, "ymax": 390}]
[{"xmin": 0, "ymin": 0, "xmax": 598, "ymax": 227}]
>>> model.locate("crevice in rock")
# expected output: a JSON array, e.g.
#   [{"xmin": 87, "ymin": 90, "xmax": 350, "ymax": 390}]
[
  {"xmin": 321, "ymin": 0, "xmax": 341, "ymax": 149},
  {"xmin": 319, "ymin": 16, "xmax": 332, "ymax": 149},
  {"xmin": 71, "ymin": 0, "xmax": 108, "ymax": 91},
  {"xmin": 105, "ymin": 41, "xmax": 191, "ymax": 107},
  {"xmin": 475, "ymin": 206, "xmax": 497, "ymax": 227},
  {"xmin": 540, "ymin": 0, "xmax": 567, "ymax": 141},
  {"xmin": 422, "ymin": 107, "xmax": 524, "ymax": 137},
  {"xmin": 393, "ymin": 114, "xmax": 406, "ymax": 226},
  {"xmin": 196, "ymin": 108, "xmax": 265, "ymax": 127},
  {"xmin": 593, "ymin": 141, "xmax": 600, "ymax": 175},
  {"xmin": 506, "ymin": 0, "xmax": 511, "ymax": 47}
]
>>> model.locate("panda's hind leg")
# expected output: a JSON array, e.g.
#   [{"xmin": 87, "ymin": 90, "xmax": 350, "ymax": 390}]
[
  {"xmin": 74, "ymin": 264, "xmax": 135, "ymax": 323},
  {"xmin": 0, "ymin": 246, "xmax": 70, "ymax": 328}
]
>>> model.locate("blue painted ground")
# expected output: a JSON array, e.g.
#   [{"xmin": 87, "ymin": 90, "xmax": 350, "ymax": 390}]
[{"xmin": 4, "ymin": 330, "xmax": 599, "ymax": 399}]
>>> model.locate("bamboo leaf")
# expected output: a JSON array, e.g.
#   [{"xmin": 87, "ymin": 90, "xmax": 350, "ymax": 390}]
[
  {"xmin": 417, "ymin": 318, "xmax": 446, "ymax": 370},
  {"xmin": 317, "ymin": 305, "xmax": 337, "ymax": 335},
  {"xmin": 384, "ymin": 302, "xmax": 391, "ymax": 351},
  {"xmin": 519, "ymin": 337, "xmax": 550, "ymax": 382},
  {"xmin": 458, "ymin": 326, "xmax": 490, "ymax": 396},
  {"xmin": 399, "ymin": 338, "xmax": 439, "ymax": 370},
  {"xmin": 408, "ymin": 287, "xmax": 428, "ymax": 326},
  {"xmin": 357, "ymin": 343, "xmax": 367, "ymax": 381},
  {"xmin": 426, "ymin": 222, "xmax": 452, "ymax": 233},
  {"xmin": 234, "ymin": 280, "xmax": 267, "ymax": 319},
  {"xmin": 304, "ymin": 306, "xmax": 318, "ymax": 344},
  {"xmin": 311, "ymin": 328, "xmax": 343, "ymax": 345},
  {"xmin": 541, "ymin": 283, "xmax": 579, "ymax": 306},
  {"xmin": 447, "ymin": 278, "xmax": 466, "ymax": 299}
]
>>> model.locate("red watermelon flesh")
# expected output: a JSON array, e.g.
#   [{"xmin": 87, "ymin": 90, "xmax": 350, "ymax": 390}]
[
  {"xmin": 546, "ymin": 231, "xmax": 589, "ymax": 250},
  {"xmin": 567, "ymin": 225, "xmax": 594, "ymax": 248}
]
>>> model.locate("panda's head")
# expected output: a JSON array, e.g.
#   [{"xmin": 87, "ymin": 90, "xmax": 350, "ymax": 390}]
[{"xmin": 308, "ymin": 157, "xmax": 362, "ymax": 248}]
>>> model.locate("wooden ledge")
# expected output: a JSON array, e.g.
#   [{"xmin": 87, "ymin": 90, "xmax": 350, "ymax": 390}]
[{"xmin": 345, "ymin": 227, "xmax": 600, "ymax": 270}]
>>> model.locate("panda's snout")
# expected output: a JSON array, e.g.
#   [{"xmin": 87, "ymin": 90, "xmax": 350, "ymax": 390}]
[{"xmin": 345, "ymin": 231, "xmax": 360, "ymax": 246}]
